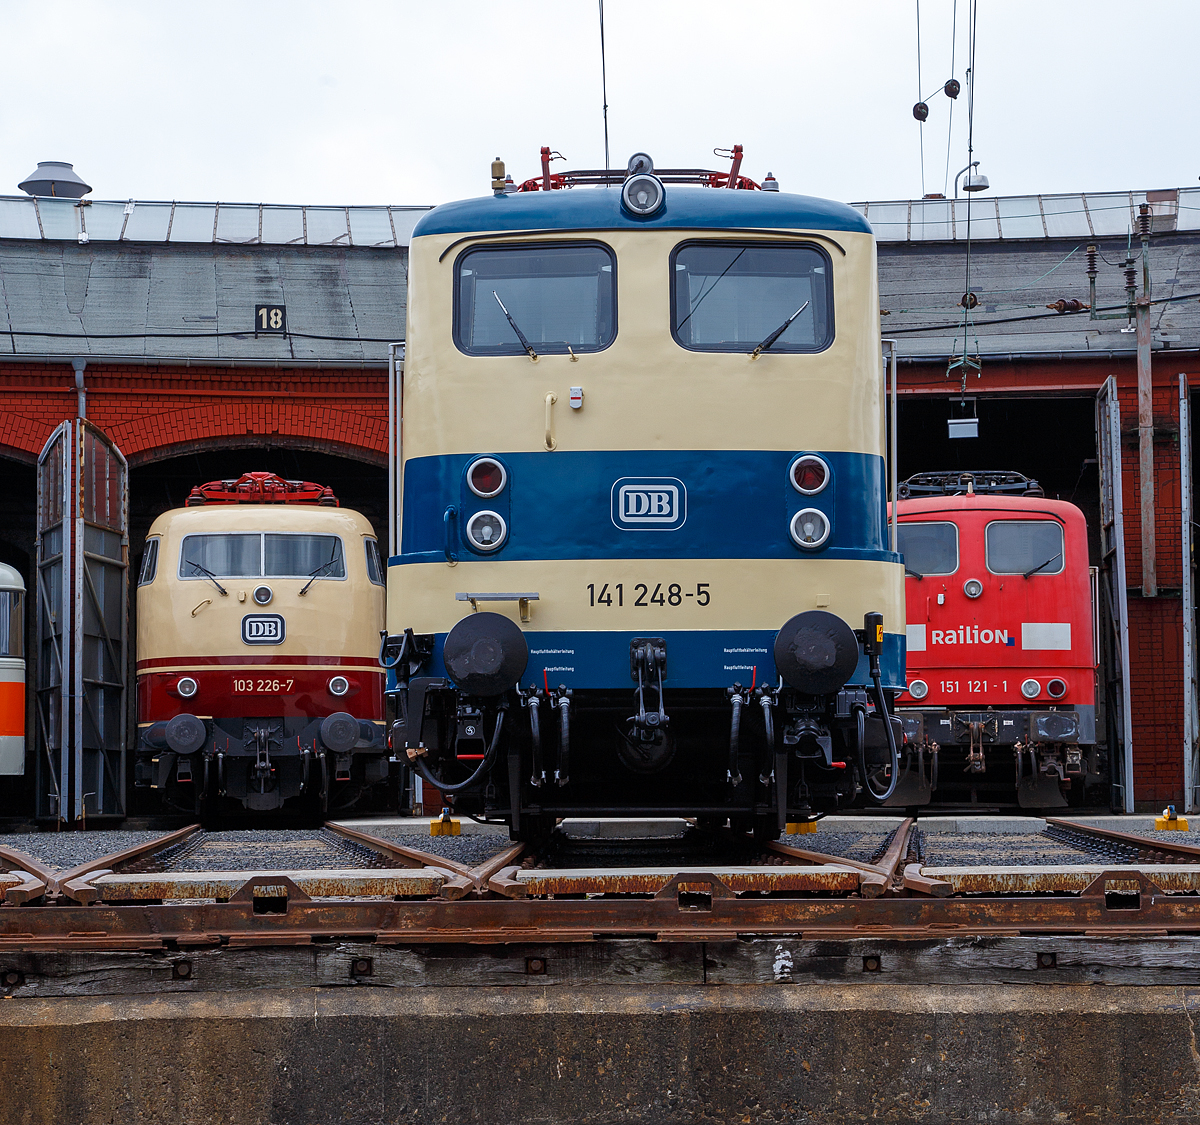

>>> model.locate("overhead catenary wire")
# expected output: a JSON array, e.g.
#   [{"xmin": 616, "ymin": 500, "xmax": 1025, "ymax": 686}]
[
  {"xmin": 599, "ymin": 0, "xmax": 610, "ymax": 174},
  {"xmin": 916, "ymin": 0, "xmax": 925, "ymax": 199},
  {"xmin": 942, "ymin": 0, "xmax": 959, "ymax": 197}
]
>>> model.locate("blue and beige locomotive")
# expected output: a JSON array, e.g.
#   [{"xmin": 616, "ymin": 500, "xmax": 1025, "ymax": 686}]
[{"xmin": 382, "ymin": 149, "xmax": 905, "ymax": 838}]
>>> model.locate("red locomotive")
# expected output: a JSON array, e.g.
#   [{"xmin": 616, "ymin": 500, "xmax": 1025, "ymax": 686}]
[{"xmin": 892, "ymin": 471, "xmax": 1101, "ymax": 808}]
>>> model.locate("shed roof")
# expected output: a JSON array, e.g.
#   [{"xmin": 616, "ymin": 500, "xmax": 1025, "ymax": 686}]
[
  {"xmin": 0, "ymin": 196, "xmax": 431, "ymax": 248},
  {"xmin": 0, "ymin": 241, "xmax": 407, "ymax": 365}
]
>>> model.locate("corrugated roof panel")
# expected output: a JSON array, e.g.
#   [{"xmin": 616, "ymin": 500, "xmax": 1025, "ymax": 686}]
[
  {"xmin": 858, "ymin": 200, "xmax": 906, "ymax": 239},
  {"xmin": 958, "ymin": 200, "xmax": 999, "ymax": 240},
  {"xmin": 388, "ymin": 207, "xmax": 428, "ymax": 244},
  {"xmin": 260, "ymin": 206, "xmax": 304, "ymax": 244},
  {"xmin": 0, "ymin": 197, "xmax": 41, "ymax": 240},
  {"xmin": 81, "ymin": 201, "xmax": 127, "ymax": 241},
  {"xmin": 348, "ymin": 207, "xmax": 396, "ymax": 247},
  {"xmin": 216, "ymin": 204, "xmax": 260, "ymax": 243},
  {"xmin": 38, "ymin": 199, "xmax": 79, "ymax": 240},
  {"xmin": 168, "ymin": 204, "xmax": 215, "ymax": 242},
  {"xmin": 911, "ymin": 199, "xmax": 953, "ymax": 241},
  {"xmin": 122, "ymin": 202, "xmax": 173, "ymax": 241},
  {"xmin": 1041, "ymin": 195, "xmax": 1089, "ymax": 238},
  {"xmin": 1085, "ymin": 194, "xmax": 1133, "ymax": 236},
  {"xmin": 995, "ymin": 196, "xmax": 1044, "ymax": 239},
  {"xmin": 305, "ymin": 207, "xmax": 349, "ymax": 246},
  {"xmin": 1177, "ymin": 188, "xmax": 1200, "ymax": 232}
]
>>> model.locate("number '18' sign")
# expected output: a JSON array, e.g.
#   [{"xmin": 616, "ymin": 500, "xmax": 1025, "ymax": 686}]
[{"xmin": 254, "ymin": 304, "xmax": 287, "ymax": 334}]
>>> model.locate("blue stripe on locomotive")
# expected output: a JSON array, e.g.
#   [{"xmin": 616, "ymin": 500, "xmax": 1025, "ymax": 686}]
[
  {"xmin": 397, "ymin": 449, "xmax": 896, "ymax": 563},
  {"xmin": 403, "ymin": 628, "xmax": 905, "ymax": 692}
]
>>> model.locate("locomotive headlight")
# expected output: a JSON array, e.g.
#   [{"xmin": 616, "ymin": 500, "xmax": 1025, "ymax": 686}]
[
  {"xmin": 790, "ymin": 454, "xmax": 830, "ymax": 495},
  {"xmin": 253, "ymin": 585, "xmax": 273, "ymax": 605},
  {"xmin": 328, "ymin": 675, "xmax": 350, "ymax": 697},
  {"xmin": 466, "ymin": 510, "xmax": 507, "ymax": 552},
  {"xmin": 790, "ymin": 508, "xmax": 830, "ymax": 549},
  {"xmin": 1047, "ymin": 678, "xmax": 1067, "ymax": 699},
  {"xmin": 1021, "ymin": 678, "xmax": 1041, "ymax": 699},
  {"xmin": 622, "ymin": 173, "xmax": 665, "ymax": 216},
  {"xmin": 176, "ymin": 676, "xmax": 198, "ymax": 698},
  {"xmin": 963, "ymin": 578, "xmax": 983, "ymax": 599},
  {"xmin": 467, "ymin": 457, "xmax": 507, "ymax": 499},
  {"xmin": 907, "ymin": 678, "xmax": 929, "ymax": 700}
]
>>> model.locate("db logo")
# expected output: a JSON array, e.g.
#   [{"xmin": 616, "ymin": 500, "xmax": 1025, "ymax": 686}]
[
  {"xmin": 611, "ymin": 477, "xmax": 687, "ymax": 531},
  {"xmin": 241, "ymin": 614, "xmax": 285, "ymax": 645}
]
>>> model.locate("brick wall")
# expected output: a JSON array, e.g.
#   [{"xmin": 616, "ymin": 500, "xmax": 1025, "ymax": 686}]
[
  {"xmin": 1119, "ymin": 373, "xmax": 1189, "ymax": 807},
  {"xmin": 0, "ymin": 361, "xmax": 387, "ymax": 466}
]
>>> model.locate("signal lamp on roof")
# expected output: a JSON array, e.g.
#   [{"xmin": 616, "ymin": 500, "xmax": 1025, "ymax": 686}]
[
  {"xmin": 467, "ymin": 457, "xmax": 507, "ymax": 499},
  {"xmin": 622, "ymin": 173, "xmax": 665, "ymax": 216},
  {"xmin": 790, "ymin": 455, "xmax": 829, "ymax": 495}
]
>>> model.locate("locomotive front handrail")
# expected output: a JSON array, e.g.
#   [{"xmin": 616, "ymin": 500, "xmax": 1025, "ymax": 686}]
[{"xmin": 456, "ymin": 591, "xmax": 539, "ymax": 623}]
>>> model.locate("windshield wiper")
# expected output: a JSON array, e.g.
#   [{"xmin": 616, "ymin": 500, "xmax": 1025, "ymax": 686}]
[
  {"xmin": 1023, "ymin": 551, "xmax": 1062, "ymax": 579},
  {"xmin": 492, "ymin": 291, "xmax": 538, "ymax": 360},
  {"xmin": 299, "ymin": 556, "xmax": 340, "ymax": 597},
  {"xmin": 185, "ymin": 560, "xmax": 228, "ymax": 596},
  {"xmin": 905, "ymin": 565, "xmax": 924, "ymax": 579},
  {"xmin": 750, "ymin": 300, "xmax": 810, "ymax": 359}
]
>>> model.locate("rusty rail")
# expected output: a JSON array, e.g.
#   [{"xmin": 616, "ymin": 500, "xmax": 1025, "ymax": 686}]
[
  {"xmin": 0, "ymin": 847, "xmax": 54, "ymax": 905},
  {"xmin": 1046, "ymin": 817, "xmax": 1200, "ymax": 862},
  {"xmin": 53, "ymin": 824, "xmax": 202, "ymax": 904}
]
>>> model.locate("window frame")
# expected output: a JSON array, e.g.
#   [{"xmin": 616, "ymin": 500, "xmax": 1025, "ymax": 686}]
[
  {"xmin": 897, "ymin": 520, "xmax": 960, "ymax": 577},
  {"xmin": 669, "ymin": 238, "xmax": 835, "ymax": 355},
  {"xmin": 364, "ymin": 538, "xmax": 384, "ymax": 586},
  {"xmin": 177, "ymin": 532, "xmax": 348, "ymax": 582},
  {"xmin": 452, "ymin": 239, "xmax": 618, "ymax": 358},
  {"xmin": 984, "ymin": 519, "xmax": 1066, "ymax": 576},
  {"xmin": 138, "ymin": 537, "xmax": 160, "ymax": 586}
]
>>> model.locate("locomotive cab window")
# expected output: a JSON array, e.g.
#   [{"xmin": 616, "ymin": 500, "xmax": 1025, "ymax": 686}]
[
  {"xmin": 179, "ymin": 534, "xmax": 346, "ymax": 579},
  {"xmin": 364, "ymin": 538, "xmax": 384, "ymax": 585},
  {"xmin": 897, "ymin": 522, "xmax": 958, "ymax": 576},
  {"xmin": 138, "ymin": 538, "xmax": 159, "ymax": 586},
  {"xmin": 0, "ymin": 590, "xmax": 22, "ymax": 658},
  {"xmin": 671, "ymin": 241, "xmax": 833, "ymax": 352},
  {"xmin": 455, "ymin": 242, "xmax": 616, "ymax": 356},
  {"xmin": 986, "ymin": 520, "xmax": 1064, "ymax": 575}
]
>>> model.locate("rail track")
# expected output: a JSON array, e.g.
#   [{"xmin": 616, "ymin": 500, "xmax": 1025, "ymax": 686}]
[{"xmin": 2, "ymin": 815, "xmax": 1200, "ymax": 955}]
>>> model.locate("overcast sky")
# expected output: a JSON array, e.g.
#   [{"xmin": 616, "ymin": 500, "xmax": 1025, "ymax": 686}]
[{"xmin": 1, "ymin": 1, "xmax": 1196, "ymax": 209}]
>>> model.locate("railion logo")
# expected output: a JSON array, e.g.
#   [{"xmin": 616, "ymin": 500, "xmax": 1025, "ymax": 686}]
[
  {"xmin": 241, "ymin": 614, "xmax": 285, "ymax": 645},
  {"xmin": 611, "ymin": 477, "xmax": 687, "ymax": 531}
]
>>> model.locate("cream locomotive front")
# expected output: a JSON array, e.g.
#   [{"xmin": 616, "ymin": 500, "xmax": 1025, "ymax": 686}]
[
  {"xmin": 135, "ymin": 473, "xmax": 387, "ymax": 816},
  {"xmin": 383, "ymin": 152, "xmax": 906, "ymax": 838}
]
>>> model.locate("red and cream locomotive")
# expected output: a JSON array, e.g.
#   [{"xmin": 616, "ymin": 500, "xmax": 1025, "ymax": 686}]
[
  {"xmin": 893, "ymin": 471, "xmax": 1101, "ymax": 807},
  {"xmin": 135, "ymin": 472, "xmax": 388, "ymax": 816}
]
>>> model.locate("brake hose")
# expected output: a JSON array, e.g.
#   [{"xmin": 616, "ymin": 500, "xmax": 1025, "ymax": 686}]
[{"xmin": 412, "ymin": 709, "xmax": 505, "ymax": 794}]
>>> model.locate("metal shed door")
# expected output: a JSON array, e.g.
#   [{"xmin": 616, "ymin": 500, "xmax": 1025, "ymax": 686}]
[
  {"xmin": 34, "ymin": 420, "xmax": 128, "ymax": 822},
  {"xmin": 34, "ymin": 423, "xmax": 71, "ymax": 821},
  {"xmin": 1096, "ymin": 377, "xmax": 1135, "ymax": 813},
  {"xmin": 1181, "ymin": 374, "xmax": 1199, "ymax": 812}
]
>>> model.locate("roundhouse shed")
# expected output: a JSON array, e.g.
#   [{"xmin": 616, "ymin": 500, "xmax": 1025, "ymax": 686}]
[{"xmin": 0, "ymin": 183, "xmax": 1196, "ymax": 820}]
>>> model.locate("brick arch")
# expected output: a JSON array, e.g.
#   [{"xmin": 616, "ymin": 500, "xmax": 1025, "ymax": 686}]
[
  {"xmin": 106, "ymin": 402, "xmax": 387, "ymax": 468},
  {"xmin": 0, "ymin": 441, "xmax": 37, "ymax": 467}
]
